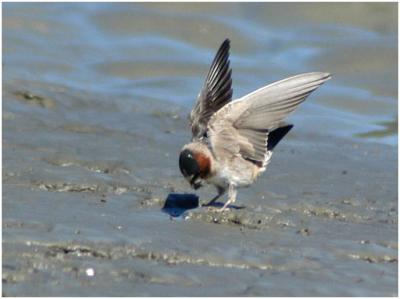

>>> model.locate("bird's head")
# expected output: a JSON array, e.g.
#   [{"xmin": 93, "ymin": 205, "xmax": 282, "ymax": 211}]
[{"xmin": 179, "ymin": 147, "xmax": 211, "ymax": 190}]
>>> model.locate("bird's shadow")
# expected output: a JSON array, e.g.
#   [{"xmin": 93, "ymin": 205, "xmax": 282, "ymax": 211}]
[
  {"xmin": 162, "ymin": 193, "xmax": 199, "ymax": 217},
  {"xmin": 162, "ymin": 193, "xmax": 244, "ymax": 217}
]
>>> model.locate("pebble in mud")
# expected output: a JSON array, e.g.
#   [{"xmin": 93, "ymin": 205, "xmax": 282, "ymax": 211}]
[
  {"xmin": 85, "ymin": 268, "xmax": 95, "ymax": 277},
  {"xmin": 13, "ymin": 91, "xmax": 55, "ymax": 108},
  {"xmin": 140, "ymin": 197, "xmax": 164, "ymax": 207},
  {"xmin": 296, "ymin": 228, "xmax": 311, "ymax": 236}
]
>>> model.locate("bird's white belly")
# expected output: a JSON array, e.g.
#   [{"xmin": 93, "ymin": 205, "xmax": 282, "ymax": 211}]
[
  {"xmin": 208, "ymin": 163, "xmax": 256, "ymax": 188},
  {"xmin": 206, "ymin": 172, "xmax": 229, "ymax": 189}
]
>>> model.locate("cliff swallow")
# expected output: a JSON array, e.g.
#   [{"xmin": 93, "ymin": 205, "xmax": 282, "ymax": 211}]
[{"xmin": 179, "ymin": 39, "xmax": 331, "ymax": 211}]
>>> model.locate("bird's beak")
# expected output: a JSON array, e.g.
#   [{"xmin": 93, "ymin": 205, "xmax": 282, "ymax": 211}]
[
  {"xmin": 191, "ymin": 181, "xmax": 202, "ymax": 190},
  {"xmin": 190, "ymin": 175, "xmax": 202, "ymax": 190}
]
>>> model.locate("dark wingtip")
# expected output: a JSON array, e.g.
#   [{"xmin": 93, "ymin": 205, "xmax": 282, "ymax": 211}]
[
  {"xmin": 221, "ymin": 39, "xmax": 230, "ymax": 54},
  {"xmin": 218, "ymin": 39, "xmax": 230, "ymax": 54},
  {"xmin": 267, "ymin": 124, "xmax": 293, "ymax": 151}
]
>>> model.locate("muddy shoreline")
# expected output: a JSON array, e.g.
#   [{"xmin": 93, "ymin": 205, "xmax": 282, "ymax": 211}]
[
  {"xmin": 3, "ymin": 80, "xmax": 397, "ymax": 296},
  {"xmin": 3, "ymin": 2, "xmax": 397, "ymax": 296}
]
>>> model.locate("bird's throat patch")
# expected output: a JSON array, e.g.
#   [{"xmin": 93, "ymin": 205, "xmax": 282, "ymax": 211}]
[{"xmin": 194, "ymin": 152, "xmax": 211, "ymax": 178}]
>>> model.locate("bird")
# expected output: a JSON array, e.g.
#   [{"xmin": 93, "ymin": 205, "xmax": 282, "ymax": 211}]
[{"xmin": 179, "ymin": 39, "xmax": 331, "ymax": 212}]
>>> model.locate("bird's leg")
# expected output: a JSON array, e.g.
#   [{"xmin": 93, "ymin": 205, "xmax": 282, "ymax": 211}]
[
  {"xmin": 218, "ymin": 184, "xmax": 237, "ymax": 212},
  {"xmin": 203, "ymin": 186, "xmax": 225, "ymax": 206}
]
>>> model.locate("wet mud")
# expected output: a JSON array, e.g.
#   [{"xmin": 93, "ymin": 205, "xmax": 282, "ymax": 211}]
[
  {"xmin": 3, "ymin": 81, "xmax": 397, "ymax": 296},
  {"xmin": 3, "ymin": 2, "xmax": 397, "ymax": 296}
]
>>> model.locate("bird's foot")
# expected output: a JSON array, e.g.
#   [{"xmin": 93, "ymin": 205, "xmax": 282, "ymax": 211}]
[
  {"xmin": 217, "ymin": 199, "xmax": 234, "ymax": 212},
  {"xmin": 203, "ymin": 205, "xmax": 220, "ymax": 212},
  {"xmin": 216, "ymin": 184, "xmax": 237, "ymax": 212},
  {"xmin": 201, "ymin": 204, "xmax": 228, "ymax": 213}
]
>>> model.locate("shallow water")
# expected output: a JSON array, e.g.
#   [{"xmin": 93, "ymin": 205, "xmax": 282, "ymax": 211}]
[{"xmin": 2, "ymin": 3, "xmax": 398, "ymax": 296}]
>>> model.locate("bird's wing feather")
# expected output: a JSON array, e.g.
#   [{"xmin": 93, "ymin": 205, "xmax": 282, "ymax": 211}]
[
  {"xmin": 208, "ymin": 72, "xmax": 331, "ymax": 165},
  {"xmin": 190, "ymin": 39, "xmax": 233, "ymax": 139},
  {"xmin": 233, "ymin": 72, "xmax": 331, "ymax": 130}
]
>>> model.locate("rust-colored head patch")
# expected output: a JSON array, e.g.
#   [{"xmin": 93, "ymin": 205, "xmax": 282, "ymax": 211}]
[{"xmin": 194, "ymin": 152, "xmax": 211, "ymax": 178}]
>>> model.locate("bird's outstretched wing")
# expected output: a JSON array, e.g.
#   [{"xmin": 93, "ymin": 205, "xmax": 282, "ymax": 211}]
[
  {"xmin": 190, "ymin": 39, "xmax": 233, "ymax": 139},
  {"xmin": 208, "ymin": 72, "xmax": 331, "ymax": 168}
]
